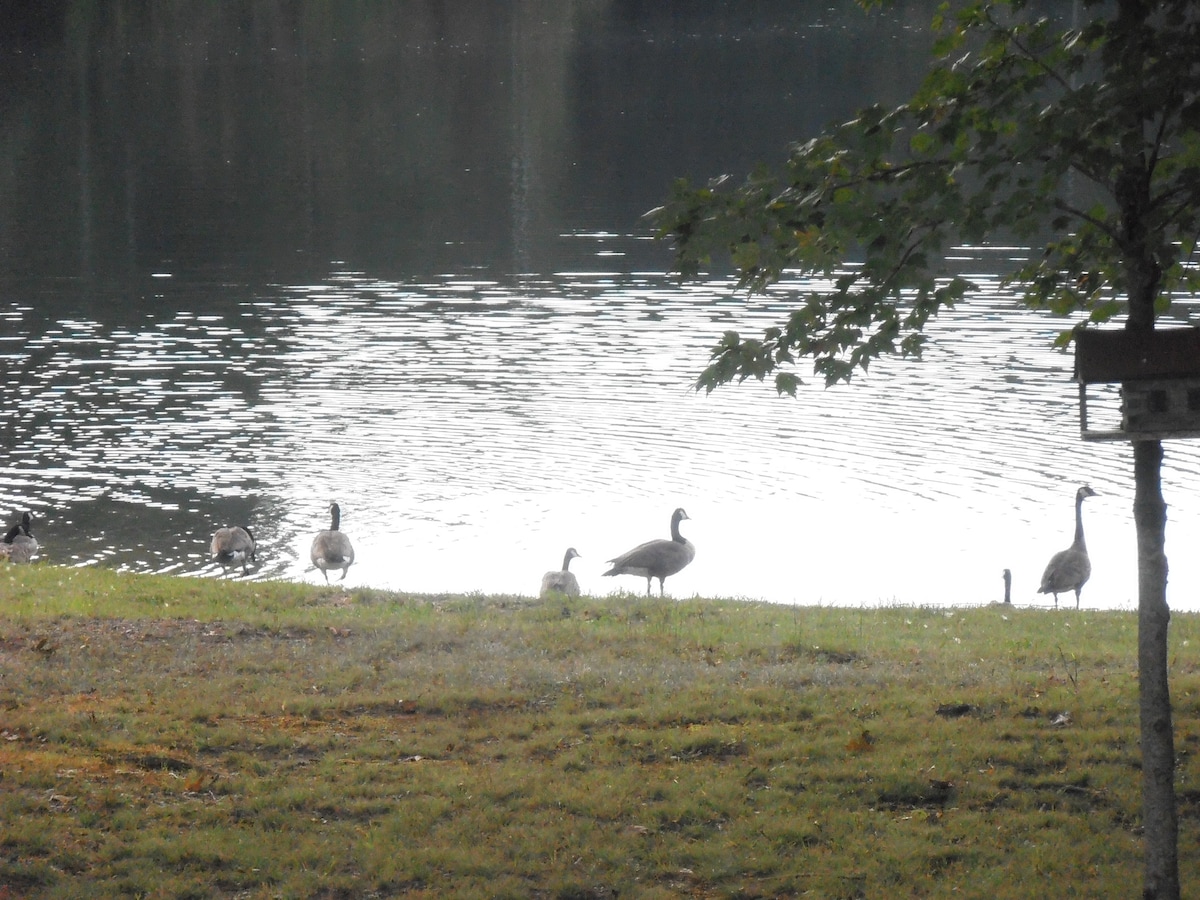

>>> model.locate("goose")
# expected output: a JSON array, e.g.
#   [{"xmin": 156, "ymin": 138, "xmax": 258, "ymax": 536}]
[
  {"xmin": 210, "ymin": 526, "xmax": 257, "ymax": 577},
  {"xmin": 0, "ymin": 512, "xmax": 38, "ymax": 564},
  {"xmin": 1038, "ymin": 485, "xmax": 1097, "ymax": 608},
  {"xmin": 540, "ymin": 547, "xmax": 581, "ymax": 598},
  {"xmin": 311, "ymin": 502, "xmax": 355, "ymax": 583},
  {"xmin": 603, "ymin": 507, "xmax": 695, "ymax": 597}
]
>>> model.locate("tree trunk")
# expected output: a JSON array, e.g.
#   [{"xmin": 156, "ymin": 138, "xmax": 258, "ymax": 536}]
[
  {"xmin": 1113, "ymin": 0, "xmax": 1178, "ymax": 876},
  {"xmin": 1126, "ymin": 280, "xmax": 1179, "ymax": 898},
  {"xmin": 1133, "ymin": 438, "xmax": 1178, "ymax": 900}
]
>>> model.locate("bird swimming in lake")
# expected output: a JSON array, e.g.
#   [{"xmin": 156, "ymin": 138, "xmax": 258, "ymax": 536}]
[
  {"xmin": 540, "ymin": 547, "xmax": 581, "ymax": 598},
  {"xmin": 210, "ymin": 526, "xmax": 257, "ymax": 577},
  {"xmin": 1038, "ymin": 485, "xmax": 1097, "ymax": 609},
  {"xmin": 311, "ymin": 502, "xmax": 355, "ymax": 582},
  {"xmin": 0, "ymin": 512, "xmax": 38, "ymax": 564},
  {"xmin": 603, "ymin": 507, "xmax": 695, "ymax": 597}
]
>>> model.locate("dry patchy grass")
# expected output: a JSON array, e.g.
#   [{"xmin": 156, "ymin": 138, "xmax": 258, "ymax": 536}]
[{"xmin": 0, "ymin": 565, "xmax": 1198, "ymax": 897}]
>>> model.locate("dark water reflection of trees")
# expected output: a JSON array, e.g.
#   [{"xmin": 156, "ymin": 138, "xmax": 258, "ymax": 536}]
[{"xmin": 0, "ymin": 1, "xmax": 938, "ymax": 297}]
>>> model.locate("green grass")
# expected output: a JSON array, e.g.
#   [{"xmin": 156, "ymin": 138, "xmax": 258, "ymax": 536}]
[{"xmin": 1, "ymin": 564, "xmax": 1198, "ymax": 898}]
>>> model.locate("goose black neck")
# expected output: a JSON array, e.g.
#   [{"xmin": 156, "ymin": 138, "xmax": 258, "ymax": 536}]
[
  {"xmin": 2, "ymin": 524, "xmax": 19, "ymax": 544},
  {"xmin": 330, "ymin": 506, "xmax": 341, "ymax": 531},
  {"xmin": 1073, "ymin": 493, "xmax": 1087, "ymax": 549},
  {"xmin": 561, "ymin": 550, "xmax": 574, "ymax": 572},
  {"xmin": 671, "ymin": 513, "xmax": 685, "ymax": 543}
]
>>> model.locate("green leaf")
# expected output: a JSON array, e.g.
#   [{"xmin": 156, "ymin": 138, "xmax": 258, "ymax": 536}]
[{"xmin": 648, "ymin": 0, "xmax": 1200, "ymax": 393}]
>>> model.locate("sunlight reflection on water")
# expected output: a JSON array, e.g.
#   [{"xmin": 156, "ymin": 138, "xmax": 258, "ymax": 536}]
[{"xmin": 3, "ymin": 241, "xmax": 1200, "ymax": 610}]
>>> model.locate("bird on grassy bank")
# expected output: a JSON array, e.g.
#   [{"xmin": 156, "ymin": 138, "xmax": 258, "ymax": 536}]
[
  {"xmin": 311, "ymin": 502, "xmax": 355, "ymax": 583},
  {"xmin": 210, "ymin": 526, "xmax": 257, "ymax": 577},
  {"xmin": 0, "ymin": 512, "xmax": 38, "ymax": 564},
  {"xmin": 1038, "ymin": 485, "xmax": 1097, "ymax": 609},
  {"xmin": 603, "ymin": 507, "xmax": 695, "ymax": 597},
  {"xmin": 540, "ymin": 547, "xmax": 581, "ymax": 598}
]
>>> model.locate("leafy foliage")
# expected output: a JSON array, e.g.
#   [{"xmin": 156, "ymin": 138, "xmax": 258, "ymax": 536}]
[{"xmin": 648, "ymin": 0, "xmax": 1200, "ymax": 392}]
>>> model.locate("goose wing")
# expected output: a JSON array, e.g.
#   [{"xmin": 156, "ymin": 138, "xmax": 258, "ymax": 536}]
[
  {"xmin": 540, "ymin": 571, "xmax": 580, "ymax": 597},
  {"xmin": 604, "ymin": 538, "xmax": 664, "ymax": 574},
  {"xmin": 211, "ymin": 527, "xmax": 254, "ymax": 562},
  {"xmin": 604, "ymin": 538, "xmax": 694, "ymax": 578},
  {"xmin": 1039, "ymin": 547, "xmax": 1091, "ymax": 593},
  {"xmin": 311, "ymin": 530, "xmax": 355, "ymax": 567}
]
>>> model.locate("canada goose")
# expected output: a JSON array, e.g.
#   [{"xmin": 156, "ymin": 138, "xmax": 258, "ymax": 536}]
[
  {"xmin": 540, "ymin": 548, "xmax": 581, "ymax": 598},
  {"xmin": 1038, "ymin": 485, "xmax": 1097, "ymax": 608},
  {"xmin": 603, "ymin": 507, "xmax": 695, "ymax": 597},
  {"xmin": 210, "ymin": 526, "xmax": 257, "ymax": 576},
  {"xmin": 311, "ymin": 502, "xmax": 355, "ymax": 582},
  {"xmin": 0, "ymin": 512, "xmax": 38, "ymax": 564}
]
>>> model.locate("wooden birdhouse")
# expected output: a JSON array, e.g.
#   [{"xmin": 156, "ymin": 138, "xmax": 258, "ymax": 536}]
[{"xmin": 1074, "ymin": 327, "xmax": 1200, "ymax": 441}]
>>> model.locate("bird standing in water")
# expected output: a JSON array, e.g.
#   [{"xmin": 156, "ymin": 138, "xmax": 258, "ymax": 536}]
[
  {"xmin": 210, "ymin": 526, "xmax": 257, "ymax": 577},
  {"xmin": 311, "ymin": 502, "xmax": 355, "ymax": 582},
  {"xmin": 0, "ymin": 512, "xmax": 38, "ymax": 564}
]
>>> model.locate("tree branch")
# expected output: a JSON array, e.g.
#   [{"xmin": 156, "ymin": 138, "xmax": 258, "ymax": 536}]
[
  {"xmin": 983, "ymin": 6, "xmax": 1075, "ymax": 93},
  {"xmin": 1052, "ymin": 198, "xmax": 1122, "ymax": 241}
]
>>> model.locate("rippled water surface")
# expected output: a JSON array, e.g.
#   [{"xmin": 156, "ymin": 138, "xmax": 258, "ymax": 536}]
[
  {"xmin": 7, "ymin": 4, "xmax": 1195, "ymax": 610},
  {"xmin": 4, "ymin": 238, "xmax": 1200, "ymax": 610}
]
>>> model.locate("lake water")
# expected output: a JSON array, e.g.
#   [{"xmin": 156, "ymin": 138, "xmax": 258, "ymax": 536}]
[{"xmin": 3, "ymin": 2, "xmax": 1199, "ymax": 609}]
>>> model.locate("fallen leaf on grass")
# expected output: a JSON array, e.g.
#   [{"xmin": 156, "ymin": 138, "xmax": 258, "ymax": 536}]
[
  {"xmin": 846, "ymin": 730, "xmax": 875, "ymax": 754},
  {"xmin": 182, "ymin": 773, "xmax": 214, "ymax": 793},
  {"xmin": 1051, "ymin": 711, "xmax": 1073, "ymax": 727}
]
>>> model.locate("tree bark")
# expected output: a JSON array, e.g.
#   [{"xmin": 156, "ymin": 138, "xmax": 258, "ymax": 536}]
[
  {"xmin": 1133, "ymin": 438, "xmax": 1178, "ymax": 900},
  {"xmin": 1113, "ymin": 2, "xmax": 1178, "ymax": 885}
]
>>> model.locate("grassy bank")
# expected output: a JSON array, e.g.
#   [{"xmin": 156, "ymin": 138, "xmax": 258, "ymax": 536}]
[{"xmin": 0, "ymin": 565, "xmax": 1198, "ymax": 898}]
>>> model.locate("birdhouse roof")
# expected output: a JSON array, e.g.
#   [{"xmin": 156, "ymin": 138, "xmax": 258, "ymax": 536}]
[{"xmin": 1074, "ymin": 327, "xmax": 1200, "ymax": 384}]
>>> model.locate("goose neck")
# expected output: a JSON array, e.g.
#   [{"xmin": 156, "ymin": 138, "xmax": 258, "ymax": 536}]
[{"xmin": 671, "ymin": 516, "xmax": 685, "ymax": 543}]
